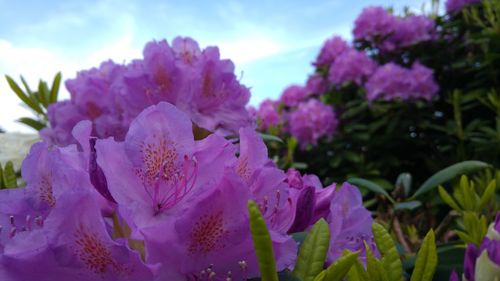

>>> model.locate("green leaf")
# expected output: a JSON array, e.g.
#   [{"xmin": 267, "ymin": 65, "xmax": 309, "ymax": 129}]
[
  {"xmin": 260, "ymin": 133, "xmax": 284, "ymax": 143},
  {"xmin": 394, "ymin": 201, "xmax": 422, "ymax": 211},
  {"xmin": 2, "ymin": 161, "xmax": 17, "ymax": 188},
  {"xmin": 5, "ymin": 75, "xmax": 44, "ymax": 115},
  {"xmin": 293, "ymin": 219, "xmax": 331, "ymax": 281},
  {"xmin": 323, "ymin": 251, "xmax": 359, "ymax": 281},
  {"xmin": 20, "ymin": 75, "xmax": 33, "ymax": 96},
  {"xmin": 346, "ymin": 259, "xmax": 369, "ymax": 281},
  {"xmin": 17, "ymin": 117, "xmax": 46, "ymax": 131},
  {"xmin": 477, "ymin": 179, "xmax": 496, "ymax": 210},
  {"xmin": 410, "ymin": 230, "xmax": 437, "ymax": 281},
  {"xmin": 0, "ymin": 163, "xmax": 4, "ymax": 188},
  {"xmin": 395, "ymin": 173, "xmax": 412, "ymax": 197},
  {"xmin": 365, "ymin": 244, "xmax": 389, "ymax": 281},
  {"xmin": 438, "ymin": 186, "xmax": 461, "ymax": 211},
  {"xmin": 248, "ymin": 200, "xmax": 279, "ymax": 281},
  {"xmin": 37, "ymin": 80, "xmax": 51, "ymax": 108},
  {"xmin": 348, "ymin": 178, "xmax": 395, "ymax": 203},
  {"xmin": 412, "ymin": 161, "xmax": 491, "ymax": 198},
  {"xmin": 372, "ymin": 223, "xmax": 403, "ymax": 281},
  {"xmin": 50, "ymin": 72, "xmax": 61, "ymax": 103}
]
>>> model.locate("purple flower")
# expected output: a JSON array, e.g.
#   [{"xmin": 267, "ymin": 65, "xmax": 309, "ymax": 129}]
[
  {"xmin": 446, "ymin": 0, "xmax": 482, "ymax": 14},
  {"xmin": 279, "ymin": 85, "xmax": 307, "ymax": 107},
  {"xmin": 366, "ymin": 62, "xmax": 438, "ymax": 101},
  {"xmin": 391, "ymin": 16, "xmax": 436, "ymax": 49},
  {"xmin": 353, "ymin": 7, "xmax": 436, "ymax": 52},
  {"xmin": 328, "ymin": 49, "xmax": 376, "ymax": 86},
  {"xmin": 449, "ymin": 270, "xmax": 460, "ymax": 281},
  {"xmin": 327, "ymin": 182, "xmax": 377, "ymax": 263},
  {"xmin": 315, "ymin": 36, "xmax": 349, "ymax": 67},
  {"xmin": 464, "ymin": 244, "xmax": 479, "ymax": 281},
  {"xmin": 353, "ymin": 7, "xmax": 398, "ymax": 43},
  {"xmin": 288, "ymin": 99, "xmax": 337, "ymax": 147},
  {"xmin": 43, "ymin": 37, "xmax": 254, "ymax": 147},
  {"xmin": 306, "ymin": 74, "xmax": 328, "ymax": 96},
  {"xmin": 257, "ymin": 99, "xmax": 281, "ymax": 130}
]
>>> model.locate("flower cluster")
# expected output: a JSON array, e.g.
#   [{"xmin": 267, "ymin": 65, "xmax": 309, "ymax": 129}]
[
  {"xmin": 0, "ymin": 102, "xmax": 374, "ymax": 280},
  {"xmin": 42, "ymin": 37, "xmax": 253, "ymax": 147},
  {"xmin": 353, "ymin": 6, "xmax": 436, "ymax": 51},
  {"xmin": 366, "ymin": 62, "xmax": 439, "ymax": 101},
  {"xmin": 450, "ymin": 213, "xmax": 500, "ymax": 281},
  {"xmin": 445, "ymin": 0, "xmax": 482, "ymax": 14},
  {"xmin": 288, "ymin": 99, "xmax": 338, "ymax": 147}
]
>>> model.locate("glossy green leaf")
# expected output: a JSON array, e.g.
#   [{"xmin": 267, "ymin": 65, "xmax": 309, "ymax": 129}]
[
  {"xmin": 323, "ymin": 251, "xmax": 359, "ymax": 281},
  {"xmin": 50, "ymin": 72, "xmax": 61, "ymax": 103},
  {"xmin": 412, "ymin": 161, "xmax": 491, "ymax": 198},
  {"xmin": 438, "ymin": 186, "xmax": 461, "ymax": 211},
  {"xmin": 2, "ymin": 161, "xmax": 17, "ymax": 188},
  {"xmin": 17, "ymin": 117, "xmax": 46, "ymax": 131},
  {"xmin": 365, "ymin": 244, "xmax": 389, "ymax": 281},
  {"xmin": 293, "ymin": 219, "xmax": 331, "ymax": 281},
  {"xmin": 248, "ymin": 200, "xmax": 279, "ymax": 281},
  {"xmin": 5, "ymin": 75, "xmax": 44, "ymax": 114},
  {"xmin": 38, "ymin": 80, "xmax": 50, "ymax": 108},
  {"xmin": 372, "ymin": 223, "xmax": 403, "ymax": 281},
  {"xmin": 477, "ymin": 179, "xmax": 496, "ymax": 210},
  {"xmin": 394, "ymin": 200, "xmax": 422, "ymax": 211},
  {"xmin": 347, "ymin": 178, "xmax": 395, "ymax": 203},
  {"xmin": 346, "ymin": 259, "xmax": 369, "ymax": 281},
  {"xmin": 259, "ymin": 133, "xmax": 284, "ymax": 143},
  {"xmin": 410, "ymin": 230, "xmax": 437, "ymax": 281}
]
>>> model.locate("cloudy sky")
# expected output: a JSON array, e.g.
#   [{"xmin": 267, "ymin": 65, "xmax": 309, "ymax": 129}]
[{"xmin": 0, "ymin": 0, "xmax": 428, "ymax": 132}]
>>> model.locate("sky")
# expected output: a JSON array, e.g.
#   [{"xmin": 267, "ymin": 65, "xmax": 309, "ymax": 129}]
[{"xmin": 0, "ymin": 0, "xmax": 429, "ymax": 133}]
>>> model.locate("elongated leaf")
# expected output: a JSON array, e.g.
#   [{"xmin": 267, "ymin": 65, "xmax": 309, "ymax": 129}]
[
  {"xmin": 50, "ymin": 72, "xmax": 61, "ymax": 103},
  {"xmin": 5, "ymin": 75, "xmax": 44, "ymax": 114},
  {"xmin": 17, "ymin": 117, "xmax": 46, "ymax": 131},
  {"xmin": 260, "ymin": 133, "xmax": 283, "ymax": 143},
  {"xmin": 293, "ymin": 219, "xmax": 331, "ymax": 281},
  {"xmin": 2, "ymin": 161, "xmax": 17, "ymax": 188},
  {"xmin": 0, "ymin": 163, "xmax": 4, "ymax": 188},
  {"xmin": 477, "ymin": 180, "xmax": 496, "ymax": 210},
  {"xmin": 323, "ymin": 251, "xmax": 359, "ymax": 281},
  {"xmin": 365, "ymin": 244, "xmax": 389, "ymax": 281},
  {"xmin": 396, "ymin": 173, "xmax": 412, "ymax": 197},
  {"xmin": 394, "ymin": 201, "xmax": 422, "ymax": 211},
  {"xmin": 412, "ymin": 161, "xmax": 491, "ymax": 198},
  {"xmin": 346, "ymin": 259, "xmax": 369, "ymax": 281},
  {"xmin": 372, "ymin": 223, "xmax": 403, "ymax": 281},
  {"xmin": 438, "ymin": 186, "xmax": 461, "ymax": 211},
  {"xmin": 410, "ymin": 230, "xmax": 437, "ymax": 281},
  {"xmin": 38, "ymin": 80, "xmax": 50, "ymax": 108},
  {"xmin": 20, "ymin": 75, "xmax": 33, "ymax": 96},
  {"xmin": 348, "ymin": 178, "xmax": 395, "ymax": 203},
  {"xmin": 248, "ymin": 200, "xmax": 279, "ymax": 281}
]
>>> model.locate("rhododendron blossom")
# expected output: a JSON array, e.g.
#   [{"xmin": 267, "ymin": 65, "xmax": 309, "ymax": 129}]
[{"xmin": 42, "ymin": 37, "xmax": 253, "ymax": 147}]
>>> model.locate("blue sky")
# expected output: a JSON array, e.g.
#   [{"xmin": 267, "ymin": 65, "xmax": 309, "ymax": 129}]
[{"xmin": 0, "ymin": 0, "xmax": 428, "ymax": 132}]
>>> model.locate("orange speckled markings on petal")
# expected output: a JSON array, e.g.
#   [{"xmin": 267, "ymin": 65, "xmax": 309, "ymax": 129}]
[
  {"xmin": 38, "ymin": 174, "xmax": 55, "ymax": 207},
  {"xmin": 188, "ymin": 211, "xmax": 226, "ymax": 255},
  {"xmin": 154, "ymin": 68, "xmax": 172, "ymax": 92},
  {"xmin": 74, "ymin": 226, "xmax": 128, "ymax": 275},
  {"xmin": 235, "ymin": 156, "xmax": 251, "ymax": 181},
  {"xmin": 138, "ymin": 136, "xmax": 178, "ymax": 184}
]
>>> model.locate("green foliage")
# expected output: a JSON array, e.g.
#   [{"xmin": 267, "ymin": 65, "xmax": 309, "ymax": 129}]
[
  {"xmin": 293, "ymin": 219, "xmax": 330, "ymax": 281},
  {"xmin": 438, "ymin": 175, "xmax": 497, "ymax": 245},
  {"xmin": 0, "ymin": 161, "xmax": 17, "ymax": 189},
  {"xmin": 248, "ymin": 200, "xmax": 279, "ymax": 281},
  {"xmin": 5, "ymin": 73, "xmax": 61, "ymax": 131},
  {"xmin": 372, "ymin": 223, "xmax": 403, "ymax": 281},
  {"xmin": 320, "ymin": 251, "xmax": 359, "ymax": 281},
  {"xmin": 410, "ymin": 230, "xmax": 437, "ymax": 281}
]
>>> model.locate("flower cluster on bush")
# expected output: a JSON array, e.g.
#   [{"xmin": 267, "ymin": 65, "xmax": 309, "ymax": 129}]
[
  {"xmin": 253, "ymin": 6, "xmax": 440, "ymax": 149},
  {"xmin": 41, "ymin": 37, "xmax": 254, "ymax": 147},
  {"xmin": 0, "ymin": 100, "xmax": 376, "ymax": 280}
]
